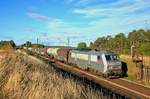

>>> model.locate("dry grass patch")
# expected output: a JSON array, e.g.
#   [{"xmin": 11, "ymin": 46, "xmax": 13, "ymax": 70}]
[
  {"xmin": 120, "ymin": 55, "xmax": 150, "ymax": 86},
  {"xmin": 120, "ymin": 55, "xmax": 136, "ymax": 80},
  {"xmin": 0, "ymin": 51, "xmax": 102, "ymax": 99}
]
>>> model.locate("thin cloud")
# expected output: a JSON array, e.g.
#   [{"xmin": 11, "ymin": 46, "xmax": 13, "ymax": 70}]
[
  {"xmin": 27, "ymin": 11, "xmax": 72, "ymax": 29},
  {"xmin": 72, "ymin": 0, "xmax": 150, "ymax": 18},
  {"xmin": 70, "ymin": 0, "xmax": 150, "ymax": 35},
  {"xmin": 64, "ymin": 0, "xmax": 74, "ymax": 3},
  {"xmin": 27, "ymin": 12, "xmax": 49, "ymax": 22},
  {"xmin": 48, "ymin": 19, "xmax": 64, "ymax": 28},
  {"xmin": 25, "ymin": 26, "xmax": 37, "ymax": 32},
  {"xmin": 25, "ymin": 0, "xmax": 150, "ymax": 46},
  {"xmin": 64, "ymin": 0, "xmax": 103, "ymax": 6},
  {"xmin": 65, "ymin": 0, "xmax": 89, "ymax": 3}
]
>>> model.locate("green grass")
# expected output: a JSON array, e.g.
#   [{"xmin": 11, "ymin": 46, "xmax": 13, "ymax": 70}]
[
  {"xmin": 120, "ymin": 55, "xmax": 136, "ymax": 79},
  {"xmin": 120, "ymin": 55, "xmax": 150, "ymax": 86},
  {"xmin": 125, "ymin": 75, "xmax": 136, "ymax": 81}
]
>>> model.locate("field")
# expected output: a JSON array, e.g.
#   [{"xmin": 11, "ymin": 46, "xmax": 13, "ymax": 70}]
[
  {"xmin": 0, "ymin": 51, "xmax": 102, "ymax": 99},
  {"xmin": 120, "ymin": 55, "xmax": 150, "ymax": 86}
]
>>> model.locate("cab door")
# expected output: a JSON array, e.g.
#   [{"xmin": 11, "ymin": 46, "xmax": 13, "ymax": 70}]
[
  {"xmin": 88, "ymin": 54, "xmax": 91, "ymax": 65},
  {"xmin": 102, "ymin": 54, "xmax": 108, "ymax": 73}
]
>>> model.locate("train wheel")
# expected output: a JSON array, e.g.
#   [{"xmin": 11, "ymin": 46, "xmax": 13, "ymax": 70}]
[
  {"xmin": 86, "ymin": 67, "xmax": 90, "ymax": 71},
  {"xmin": 103, "ymin": 74, "xmax": 109, "ymax": 78},
  {"xmin": 120, "ymin": 72, "xmax": 124, "ymax": 78}
]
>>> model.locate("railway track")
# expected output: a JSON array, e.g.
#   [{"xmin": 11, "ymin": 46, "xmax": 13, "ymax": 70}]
[
  {"xmin": 53, "ymin": 61, "xmax": 150, "ymax": 99},
  {"xmin": 31, "ymin": 53, "xmax": 150, "ymax": 99}
]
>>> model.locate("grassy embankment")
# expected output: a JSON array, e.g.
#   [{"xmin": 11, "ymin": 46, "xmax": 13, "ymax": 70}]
[
  {"xmin": 120, "ymin": 55, "xmax": 150, "ymax": 86},
  {"xmin": 0, "ymin": 50, "xmax": 102, "ymax": 99}
]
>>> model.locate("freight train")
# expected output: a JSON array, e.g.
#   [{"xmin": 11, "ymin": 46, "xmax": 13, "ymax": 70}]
[{"xmin": 28, "ymin": 47, "xmax": 124, "ymax": 77}]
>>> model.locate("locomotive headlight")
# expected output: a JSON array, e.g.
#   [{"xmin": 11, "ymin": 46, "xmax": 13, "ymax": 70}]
[{"xmin": 118, "ymin": 65, "xmax": 122, "ymax": 69}]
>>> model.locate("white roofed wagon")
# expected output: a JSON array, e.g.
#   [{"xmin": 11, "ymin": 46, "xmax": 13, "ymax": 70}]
[{"xmin": 47, "ymin": 48, "xmax": 60, "ymax": 58}]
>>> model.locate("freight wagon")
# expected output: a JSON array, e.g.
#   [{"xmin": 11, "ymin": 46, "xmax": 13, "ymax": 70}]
[
  {"xmin": 47, "ymin": 48, "xmax": 60, "ymax": 58},
  {"xmin": 56, "ymin": 48, "xmax": 71, "ymax": 62}
]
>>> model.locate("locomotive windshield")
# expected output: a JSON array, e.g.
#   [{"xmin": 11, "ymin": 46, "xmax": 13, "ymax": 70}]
[
  {"xmin": 105, "ymin": 55, "xmax": 111, "ymax": 61},
  {"xmin": 112, "ymin": 55, "xmax": 119, "ymax": 61},
  {"xmin": 105, "ymin": 54, "xmax": 119, "ymax": 61}
]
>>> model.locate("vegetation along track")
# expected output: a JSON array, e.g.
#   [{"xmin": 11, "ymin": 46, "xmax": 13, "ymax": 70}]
[
  {"xmin": 1, "ymin": 51, "xmax": 107, "ymax": 99},
  {"xmin": 32, "ymin": 53, "xmax": 150, "ymax": 99}
]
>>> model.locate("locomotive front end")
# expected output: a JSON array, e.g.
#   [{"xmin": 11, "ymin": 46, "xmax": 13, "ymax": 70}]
[{"xmin": 105, "ymin": 54, "xmax": 122, "ymax": 77}]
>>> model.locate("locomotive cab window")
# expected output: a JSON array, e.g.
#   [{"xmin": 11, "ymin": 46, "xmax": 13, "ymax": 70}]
[
  {"xmin": 112, "ymin": 55, "xmax": 119, "ymax": 61},
  {"xmin": 105, "ymin": 55, "xmax": 111, "ymax": 61},
  {"xmin": 97, "ymin": 56, "xmax": 101, "ymax": 62}
]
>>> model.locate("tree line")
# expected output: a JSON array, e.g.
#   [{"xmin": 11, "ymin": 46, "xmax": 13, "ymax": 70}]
[
  {"xmin": 77, "ymin": 29, "xmax": 150, "ymax": 55},
  {"xmin": 21, "ymin": 41, "xmax": 44, "ymax": 48},
  {"xmin": 0, "ymin": 40, "xmax": 44, "ymax": 49},
  {"xmin": 0, "ymin": 40, "xmax": 16, "ymax": 49},
  {"xmin": 0, "ymin": 28, "xmax": 150, "ymax": 55}
]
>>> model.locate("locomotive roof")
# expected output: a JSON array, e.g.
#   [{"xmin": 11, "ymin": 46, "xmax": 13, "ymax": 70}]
[{"xmin": 70, "ymin": 50, "xmax": 116, "ymax": 56}]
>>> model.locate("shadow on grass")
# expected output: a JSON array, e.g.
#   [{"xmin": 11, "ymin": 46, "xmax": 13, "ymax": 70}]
[{"xmin": 121, "ymin": 61, "xmax": 128, "ymax": 77}]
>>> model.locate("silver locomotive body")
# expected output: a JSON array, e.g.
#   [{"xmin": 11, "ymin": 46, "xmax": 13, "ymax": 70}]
[{"xmin": 68, "ymin": 50, "xmax": 122, "ymax": 77}]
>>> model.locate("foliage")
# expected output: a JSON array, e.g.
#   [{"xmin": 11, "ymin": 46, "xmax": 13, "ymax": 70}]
[
  {"xmin": 21, "ymin": 41, "xmax": 44, "ymax": 48},
  {"xmin": 26, "ymin": 41, "xmax": 32, "ymax": 47},
  {"xmin": 77, "ymin": 29, "xmax": 150, "ymax": 55},
  {"xmin": 77, "ymin": 42, "xmax": 87, "ymax": 50},
  {"xmin": 21, "ymin": 41, "xmax": 32, "ymax": 47},
  {"xmin": 31, "ymin": 44, "xmax": 44, "ymax": 48},
  {"xmin": 0, "ymin": 40, "xmax": 16, "ymax": 49},
  {"xmin": 26, "ymin": 50, "xmax": 33, "ymax": 55},
  {"xmin": 139, "ymin": 43, "xmax": 150, "ymax": 55},
  {"xmin": 10, "ymin": 40, "xmax": 16, "ymax": 48}
]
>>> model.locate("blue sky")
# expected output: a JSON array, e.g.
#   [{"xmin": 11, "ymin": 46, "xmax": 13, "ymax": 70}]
[{"xmin": 0, "ymin": 0, "xmax": 150, "ymax": 46}]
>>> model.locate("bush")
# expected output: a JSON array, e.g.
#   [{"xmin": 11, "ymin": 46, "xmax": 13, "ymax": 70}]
[
  {"xmin": 139, "ymin": 43, "xmax": 150, "ymax": 55},
  {"xmin": 77, "ymin": 42, "xmax": 87, "ymax": 50},
  {"xmin": 26, "ymin": 50, "xmax": 33, "ymax": 55},
  {"xmin": 122, "ymin": 48, "xmax": 130, "ymax": 54}
]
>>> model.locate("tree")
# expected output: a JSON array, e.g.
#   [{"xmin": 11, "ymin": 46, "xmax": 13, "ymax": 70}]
[
  {"xmin": 26, "ymin": 41, "xmax": 32, "ymax": 47},
  {"xmin": 77, "ymin": 42, "xmax": 87, "ymax": 50},
  {"xmin": 114, "ymin": 33, "xmax": 127, "ymax": 53},
  {"xmin": 89, "ymin": 42, "xmax": 94, "ymax": 49},
  {"xmin": 128, "ymin": 29, "xmax": 145, "ymax": 46},
  {"xmin": 76, "ymin": 28, "xmax": 150, "ymax": 55},
  {"xmin": 10, "ymin": 40, "xmax": 16, "ymax": 47},
  {"xmin": 106, "ymin": 35, "xmax": 113, "ymax": 50},
  {"xmin": 0, "ymin": 40, "xmax": 16, "ymax": 49},
  {"xmin": 92, "ymin": 37, "xmax": 107, "ymax": 50},
  {"xmin": 139, "ymin": 43, "xmax": 150, "ymax": 55},
  {"xmin": 143, "ymin": 29, "xmax": 150, "ymax": 42}
]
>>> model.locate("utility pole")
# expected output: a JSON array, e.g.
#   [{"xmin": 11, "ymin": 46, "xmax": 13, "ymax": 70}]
[
  {"xmin": 145, "ymin": 20, "xmax": 148, "ymax": 30},
  {"xmin": 67, "ymin": 37, "xmax": 70, "ymax": 49},
  {"xmin": 36, "ymin": 32, "xmax": 40, "ymax": 45},
  {"xmin": 36, "ymin": 32, "xmax": 38, "ymax": 45},
  {"xmin": 131, "ymin": 44, "xmax": 136, "ymax": 58}
]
